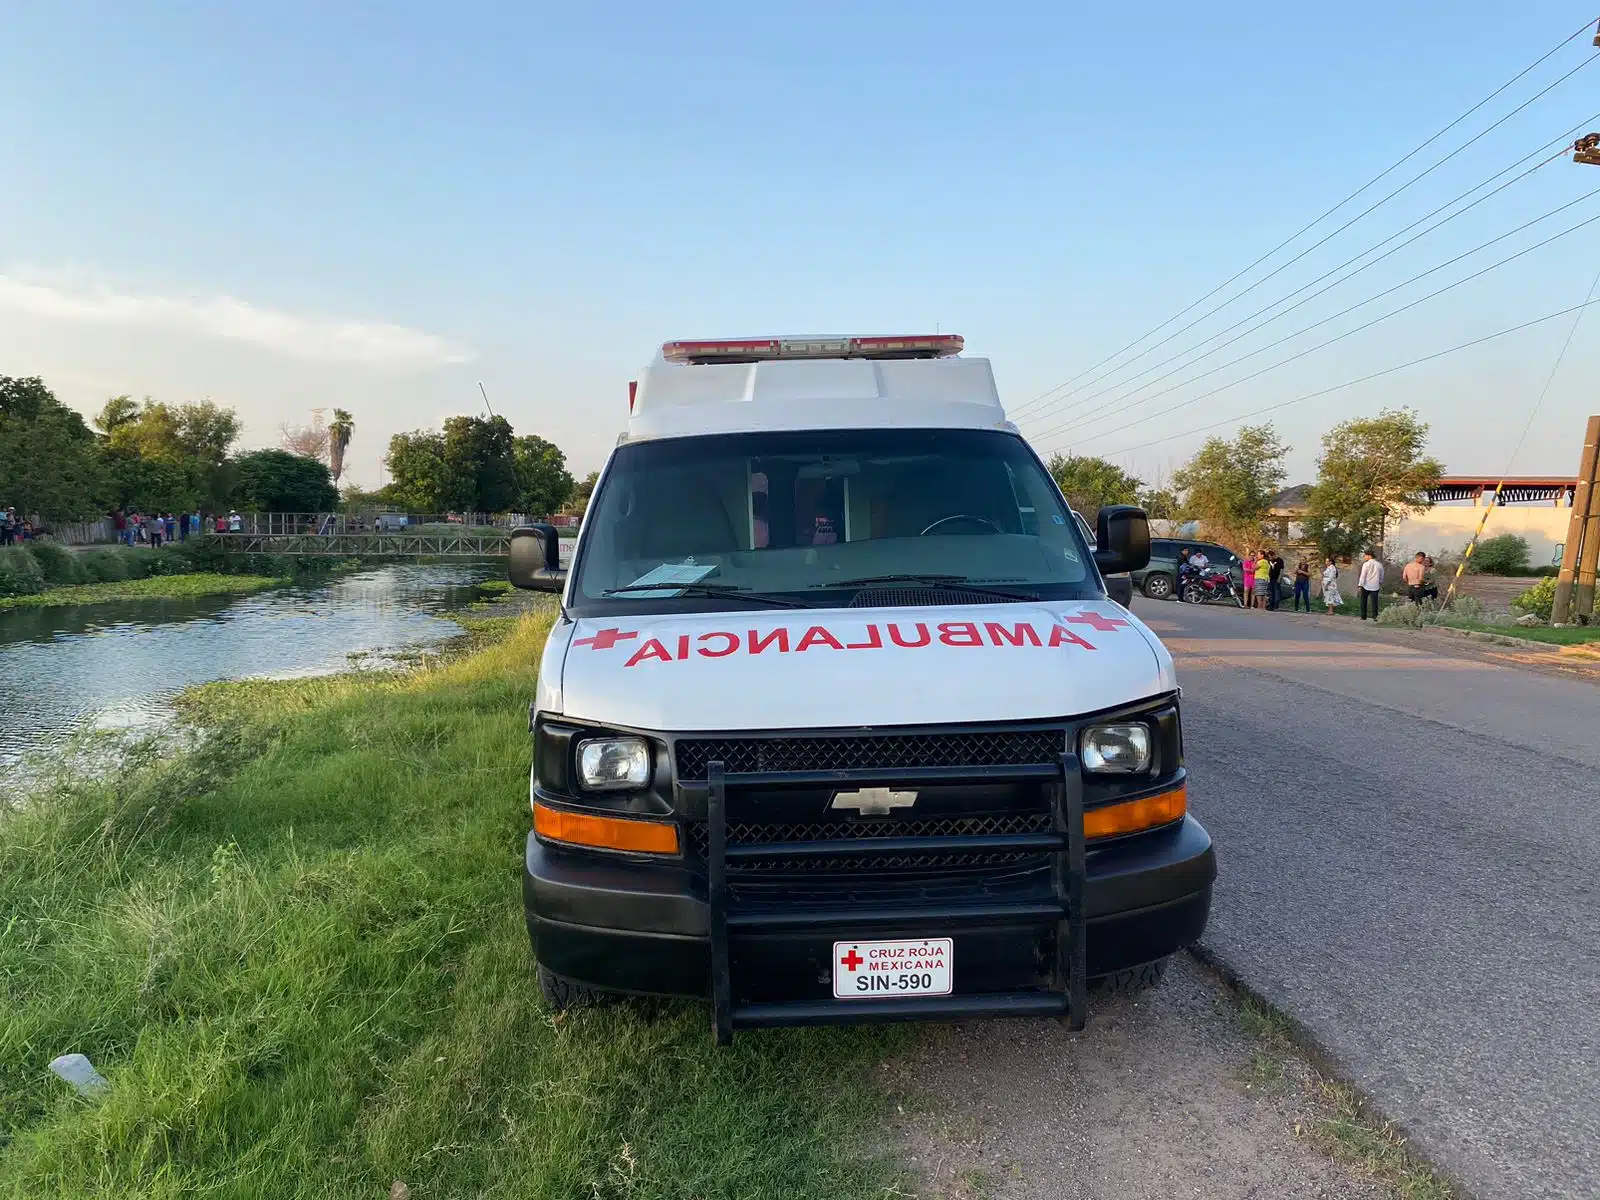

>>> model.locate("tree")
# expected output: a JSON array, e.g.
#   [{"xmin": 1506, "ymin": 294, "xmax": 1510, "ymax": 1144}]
[
  {"xmin": 0, "ymin": 376, "xmax": 107, "ymax": 520},
  {"xmin": 513, "ymin": 434, "xmax": 576, "ymax": 516},
  {"xmin": 564, "ymin": 470, "xmax": 600, "ymax": 517},
  {"xmin": 1043, "ymin": 453, "xmax": 1142, "ymax": 524},
  {"xmin": 93, "ymin": 394, "xmax": 140, "ymax": 434},
  {"xmin": 442, "ymin": 414, "xmax": 518, "ymax": 512},
  {"xmin": 1471, "ymin": 533, "xmax": 1530, "ymax": 575},
  {"xmin": 175, "ymin": 400, "xmax": 241, "ymax": 464},
  {"xmin": 1172, "ymin": 423, "xmax": 1288, "ymax": 551},
  {"xmin": 232, "ymin": 449, "xmax": 338, "ymax": 512},
  {"xmin": 97, "ymin": 396, "xmax": 240, "ymax": 513},
  {"xmin": 328, "ymin": 409, "xmax": 354, "ymax": 483},
  {"xmin": 1137, "ymin": 485, "xmax": 1182, "ymax": 522},
  {"xmin": 280, "ymin": 420, "xmax": 329, "ymax": 462},
  {"xmin": 384, "ymin": 430, "xmax": 450, "ymax": 511},
  {"xmin": 1303, "ymin": 408, "xmax": 1441, "ymax": 559}
]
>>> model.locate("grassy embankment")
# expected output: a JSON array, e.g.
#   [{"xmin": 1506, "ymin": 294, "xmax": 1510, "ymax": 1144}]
[
  {"xmin": 0, "ymin": 572, "xmax": 281, "ymax": 610},
  {"xmin": 0, "ymin": 606, "xmax": 912, "ymax": 1199},
  {"xmin": 0, "ymin": 542, "xmax": 354, "ymax": 612}
]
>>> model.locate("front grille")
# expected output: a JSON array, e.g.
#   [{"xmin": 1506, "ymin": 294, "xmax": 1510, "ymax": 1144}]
[
  {"xmin": 674, "ymin": 729, "xmax": 1064, "ymax": 780},
  {"xmin": 688, "ymin": 811, "xmax": 1052, "ymax": 874}
]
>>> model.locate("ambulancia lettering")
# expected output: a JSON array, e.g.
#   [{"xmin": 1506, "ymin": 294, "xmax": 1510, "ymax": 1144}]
[{"xmin": 606, "ymin": 619, "xmax": 1109, "ymax": 668}]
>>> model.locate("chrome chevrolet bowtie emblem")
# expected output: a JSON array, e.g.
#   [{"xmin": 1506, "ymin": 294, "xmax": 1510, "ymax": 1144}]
[{"xmin": 830, "ymin": 787, "xmax": 917, "ymax": 816}]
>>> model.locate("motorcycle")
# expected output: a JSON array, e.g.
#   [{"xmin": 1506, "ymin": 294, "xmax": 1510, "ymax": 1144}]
[{"xmin": 1179, "ymin": 565, "xmax": 1243, "ymax": 607}]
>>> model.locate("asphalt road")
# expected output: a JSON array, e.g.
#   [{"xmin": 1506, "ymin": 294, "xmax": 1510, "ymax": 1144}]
[{"xmin": 1134, "ymin": 598, "xmax": 1600, "ymax": 1200}]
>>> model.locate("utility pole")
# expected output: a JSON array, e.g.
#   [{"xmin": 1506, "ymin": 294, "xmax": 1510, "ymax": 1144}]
[
  {"xmin": 477, "ymin": 382, "xmax": 496, "ymax": 419},
  {"xmin": 1552, "ymin": 415, "xmax": 1600, "ymax": 623}
]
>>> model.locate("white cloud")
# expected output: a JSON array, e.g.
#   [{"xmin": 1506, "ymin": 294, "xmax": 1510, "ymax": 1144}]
[{"xmin": 0, "ymin": 272, "xmax": 472, "ymax": 369}]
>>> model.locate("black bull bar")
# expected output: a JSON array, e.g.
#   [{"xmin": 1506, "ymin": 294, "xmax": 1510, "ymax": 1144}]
[{"xmin": 705, "ymin": 752, "xmax": 1087, "ymax": 1046}]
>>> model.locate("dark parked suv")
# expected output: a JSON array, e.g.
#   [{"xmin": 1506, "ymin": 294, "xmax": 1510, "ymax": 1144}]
[{"xmin": 1131, "ymin": 539, "xmax": 1292, "ymax": 603}]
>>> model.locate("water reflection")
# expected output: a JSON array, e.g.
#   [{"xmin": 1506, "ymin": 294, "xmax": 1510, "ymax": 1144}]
[{"xmin": 0, "ymin": 564, "xmax": 496, "ymax": 775}]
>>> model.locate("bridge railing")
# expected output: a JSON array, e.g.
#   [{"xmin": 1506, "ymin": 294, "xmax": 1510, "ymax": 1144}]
[{"xmin": 214, "ymin": 512, "xmax": 581, "ymax": 536}]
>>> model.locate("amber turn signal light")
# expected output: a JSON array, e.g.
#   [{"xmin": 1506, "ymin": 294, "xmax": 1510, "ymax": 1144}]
[
  {"xmin": 533, "ymin": 802, "xmax": 680, "ymax": 854},
  {"xmin": 1083, "ymin": 784, "xmax": 1187, "ymax": 840}
]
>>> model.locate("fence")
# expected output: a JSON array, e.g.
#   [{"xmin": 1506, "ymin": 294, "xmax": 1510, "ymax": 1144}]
[
  {"xmin": 219, "ymin": 512, "xmax": 579, "ymax": 536},
  {"xmin": 18, "ymin": 518, "xmax": 114, "ymax": 546}
]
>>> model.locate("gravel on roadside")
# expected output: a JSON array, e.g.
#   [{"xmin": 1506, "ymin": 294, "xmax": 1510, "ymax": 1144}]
[{"xmin": 888, "ymin": 954, "xmax": 1430, "ymax": 1200}]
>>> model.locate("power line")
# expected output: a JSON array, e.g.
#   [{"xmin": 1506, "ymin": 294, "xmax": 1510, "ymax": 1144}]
[
  {"xmin": 1089, "ymin": 298, "xmax": 1600, "ymax": 461},
  {"xmin": 1444, "ymin": 258, "xmax": 1600, "ymax": 604},
  {"xmin": 1022, "ymin": 123, "xmax": 1595, "ymax": 436},
  {"xmin": 1035, "ymin": 186, "xmax": 1600, "ymax": 448},
  {"xmin": 1020, "ymin": 51, "xmax": 1598, "ymax": 422},
  {"xmin": 1010, "ymin": 19, "xmax": 1600, "ymax": 420}
]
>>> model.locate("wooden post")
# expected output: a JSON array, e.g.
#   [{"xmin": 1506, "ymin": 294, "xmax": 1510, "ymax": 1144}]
[{"xmin": 1553, "ymin": 415, "xmax": 1600, "ymax": 623}]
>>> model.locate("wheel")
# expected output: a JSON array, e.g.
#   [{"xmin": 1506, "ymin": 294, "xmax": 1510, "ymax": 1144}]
[
  {"xmin": 1180, "ymin": 583, "xmax": 1204, "ymax": 605},
  {"xmin": 1090, "ymin": 957, "xmax": 1169, "ymax": 997},
  {"xmin": 1142, "ymin": 572, "xmax": 1174, "ymax": 600},
  {"xmin": 537, "ymin": 963, "xmax": 612, "ymax": 1012}
]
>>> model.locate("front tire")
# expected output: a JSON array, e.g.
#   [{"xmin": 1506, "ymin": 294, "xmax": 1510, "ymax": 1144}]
[
  {"xmin": 1180, "ymin": 583, "xmax": 1205, "ymax": 605},
  {"xmin": 538, "ymin": 964, "xmax": 612, "ymax": 1012},
  {"xmin": 1090, "ymin": 957, "xmax": 1169, "ymax": 997},
  {"xmin": 1143, "ymin": 573, "xmax": 1174, "ymax": 600}
]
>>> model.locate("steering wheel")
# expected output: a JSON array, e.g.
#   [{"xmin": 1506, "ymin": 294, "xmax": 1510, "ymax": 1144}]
[{"xmin": 919, "ymin": 514, "xmax": 1004, "ymax": 536}]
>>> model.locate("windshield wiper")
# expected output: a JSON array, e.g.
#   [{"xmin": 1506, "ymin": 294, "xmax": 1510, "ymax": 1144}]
[
  {"xmin": 600, "ymin": 581, "xmax": 813, "ymax": 608},
  {"xmin": 815, "ymin": 573, "xmax": 1040, "ymax": 602}
]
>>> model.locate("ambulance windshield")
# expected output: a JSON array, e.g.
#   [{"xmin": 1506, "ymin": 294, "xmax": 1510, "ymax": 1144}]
[{"xmin": 571, "ymin": 428, "xmax": 1101, "ymax": 612}]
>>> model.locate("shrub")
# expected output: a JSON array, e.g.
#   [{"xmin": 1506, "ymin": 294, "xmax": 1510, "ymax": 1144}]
[
  {"xmin": 1470, "ymin": 534, "xmax": 1530, "ymax": 574},
  {"xmin": 79, "ymin": 547, "xmax": 136, "ymax": 582},
  {"xmin": 1376, "ymin": 600, "xmax": 1432, "ymax": 628},
  {"xmin": 142, "ymin": 547, "xmax": 197, "ymax": 577},
  {"xmin": 1512, "ymin": 576, "xmax": 1557, "ymax": 621},
  {"xmin": 25, "ymin": 539, "xmax": 89, "ymax": 586},
  {"xmin": 0, "ymin": 547, "xmax": 45, "ymax": 597}
]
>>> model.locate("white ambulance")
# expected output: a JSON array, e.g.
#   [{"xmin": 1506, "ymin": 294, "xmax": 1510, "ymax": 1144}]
[{"xmin": 510, "ymin": 335, "xmax": 1214, "ymax": 1044}]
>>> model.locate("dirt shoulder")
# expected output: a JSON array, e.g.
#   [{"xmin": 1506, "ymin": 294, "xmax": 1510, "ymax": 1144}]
[{"xmin": 891, "ymin": 954, "xmax": 1446, "ymax": 1200}]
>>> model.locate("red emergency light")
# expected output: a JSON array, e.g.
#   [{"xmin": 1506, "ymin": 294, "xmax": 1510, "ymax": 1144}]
[
  {"xmin": 661, "ymin": 334, "xmax": 963, "ymax": 365},
  {"xmin": 628, "ymin": 380, "xmax": 638, "ymax": 412}
]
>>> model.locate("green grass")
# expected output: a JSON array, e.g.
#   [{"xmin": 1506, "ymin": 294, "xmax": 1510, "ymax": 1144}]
[
  {"xmin": 1427, "ymin": 619, "xmax": 1600, "ymax": 646},
  {"xmin": 0, "ymin": 609, "xmax": 915, "ymax": 1199},
  {"xmin": 0, "ymin": 572, "xmax": 283, "ymax": 611}
]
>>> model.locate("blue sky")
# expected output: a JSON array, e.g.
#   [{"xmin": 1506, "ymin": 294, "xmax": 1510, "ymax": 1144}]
[{"xmin": 4, "ymin": 1, "xmax": 1599, "ymax": 489}]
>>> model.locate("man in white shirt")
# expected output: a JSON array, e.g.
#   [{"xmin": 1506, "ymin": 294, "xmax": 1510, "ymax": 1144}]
[{"xmin": 1357, "ymin": 550, "xmax": 1384, "ymax": 620}]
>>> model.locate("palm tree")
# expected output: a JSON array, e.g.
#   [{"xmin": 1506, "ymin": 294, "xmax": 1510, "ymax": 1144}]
[{"xmin": 328, "ymin": 409, "xmax": 354, "ymax": 483}]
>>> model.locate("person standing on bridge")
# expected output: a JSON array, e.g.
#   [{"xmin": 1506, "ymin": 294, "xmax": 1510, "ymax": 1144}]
[
  {"xmin": 228, "ymin": 510, "xmax": 242, "ymax": 533},
  {"xmin": 1358, "ymin": 550, "xmax": 1383, "ymax": 620}
]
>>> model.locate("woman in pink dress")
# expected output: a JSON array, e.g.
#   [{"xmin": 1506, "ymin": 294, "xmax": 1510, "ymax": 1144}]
[{"xmin": 1241, "ymin": 550, "xmax": 1257, "ymax": 609}]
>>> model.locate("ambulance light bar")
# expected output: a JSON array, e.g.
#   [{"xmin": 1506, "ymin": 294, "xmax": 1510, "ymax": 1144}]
[{"xmin": 661, "ymin": 335, "xmax": 964, "ymax": 364}]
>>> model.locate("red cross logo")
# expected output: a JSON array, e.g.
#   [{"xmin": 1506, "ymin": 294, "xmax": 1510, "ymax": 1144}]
[
  {"xmin": 575, "ymin": 628, "xmax": 638, "ymax": 650},
  {"xmin": 1066, "ymin": 612, "xmax": 1131, "ymax": 632},
  {"xmin": 839, "ymin": 948, "xmax": 864, "ymax": 972}
]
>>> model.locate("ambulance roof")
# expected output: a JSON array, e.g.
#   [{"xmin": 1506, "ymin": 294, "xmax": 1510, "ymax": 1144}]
[{"xmin": 622, "ymin": 335, "xmax": 1013, "ymax": 443}]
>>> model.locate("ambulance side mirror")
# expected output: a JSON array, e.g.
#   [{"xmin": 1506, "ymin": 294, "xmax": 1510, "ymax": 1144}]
[
  {"xmin": 509, "ymin": 524, "xmax": 564, "ymax": 591},
  {"xmin": 1094, "ymin": 505, "xmax": 1151, "ymax": 575}
]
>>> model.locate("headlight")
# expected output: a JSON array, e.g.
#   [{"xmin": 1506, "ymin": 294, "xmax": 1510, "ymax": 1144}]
[
  {"xmin": 576, "ymin": 736, "xmax": 651, "ymax": 790},
  {"xmin": 1080, "ymin": 723, "xmax": 1152, "ymax": 774}
]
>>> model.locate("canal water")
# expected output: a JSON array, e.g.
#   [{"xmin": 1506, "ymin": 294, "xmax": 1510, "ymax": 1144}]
[{"xmin": 0, "ymin": 564, "xmax": 500, "ymax": 780}]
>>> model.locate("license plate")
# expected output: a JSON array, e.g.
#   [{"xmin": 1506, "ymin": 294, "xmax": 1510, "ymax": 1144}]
[{"xmin": 832, "ymin": 937, "xmax": 953, "ymax": 999}]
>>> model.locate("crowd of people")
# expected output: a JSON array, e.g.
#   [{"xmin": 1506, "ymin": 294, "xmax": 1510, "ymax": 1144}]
[
  {"xmin": 109, "ymin": 509, "xmax": 243, "ymax": 546},
  {"xmin": 1177, "ymin": 543, "xmax": 1443, "ymax": 621},
  {"xmin": 1, "ymin": 506, "xmax": 35, "ymax": 545}
]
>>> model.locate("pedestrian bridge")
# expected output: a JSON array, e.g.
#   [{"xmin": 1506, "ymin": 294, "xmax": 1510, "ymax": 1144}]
[{"xmin": 210, "ymin": 526, "xmax": 574, "ymax": 566}]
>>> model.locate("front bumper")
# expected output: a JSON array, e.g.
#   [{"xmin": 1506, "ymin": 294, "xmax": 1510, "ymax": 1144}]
[{"xmin": 523, "ymin": 813, "xmax": 1215, "ymax": 1004}]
